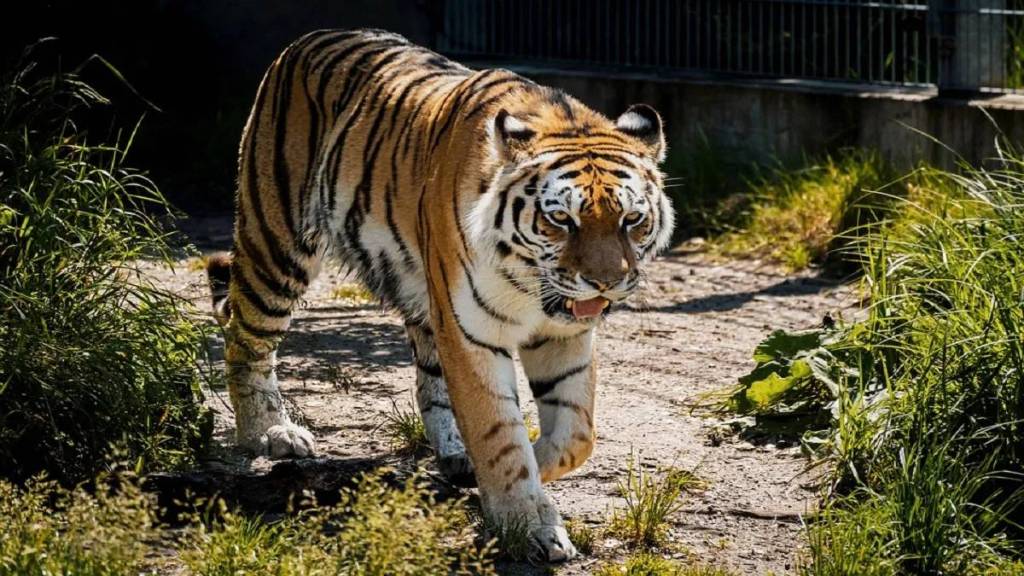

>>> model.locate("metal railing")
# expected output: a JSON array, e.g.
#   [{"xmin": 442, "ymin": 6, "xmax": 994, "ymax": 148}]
[{"xmin": 437, "ymin": 0, "xmax": 1024, "ymax": 94}]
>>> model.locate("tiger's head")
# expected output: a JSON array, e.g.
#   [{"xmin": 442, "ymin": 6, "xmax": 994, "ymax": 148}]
[{"xmin": 475, "ymin": 89, "xmax": 675, "ymax": 324}]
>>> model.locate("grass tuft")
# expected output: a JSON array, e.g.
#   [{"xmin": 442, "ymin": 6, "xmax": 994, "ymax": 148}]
[
  {"xmin": 483, "ymin": 513, "xmax": 533, "ymax": 561},
  {"xmin": 595, "ymin": 552, "xmax": 737, "ymax": 576},
  {"xmin": 186, "ymin": 256, "xmax": 207, "ymax": 272},
  {"xmin": 525, "ymin": 412, "xmax": 542, "ymax": 442},
  {"xmin": 183, "ymin": 472, "xmax": 494, "ymax": 575},
  {"xmin": 662, "ymin": 130, "xmax": 762, "ymax": 241},
  {"xmin": 379, "ymin": 399, "xmax": 430, "ymax": 455},
  {"xmin": 607, "ymin": 452, "xmax": 695, "ymax": 548},
  {"xmin": 565, "ymin": 518, "xmax": 596, "ymax": 555}
]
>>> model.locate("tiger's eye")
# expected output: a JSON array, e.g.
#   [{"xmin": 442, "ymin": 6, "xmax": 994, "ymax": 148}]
[
  {"xmin": 549, "ymin": 210, "xmax": 571, "ymax": 223},
  {"xmin": 623, "ymin": 211, "xmax": 644, "ymax": 226}
]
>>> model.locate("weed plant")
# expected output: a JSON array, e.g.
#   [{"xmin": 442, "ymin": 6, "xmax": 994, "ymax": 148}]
[
  {"xmin": 379, "ymin": 399, "xmax": 429, "ymax": 455},
  {"xmin": 725, "ymin": 147, "xmax": 1024, "ymax": 573},
  {"xmin": 565, "ymin": 518, "xmax": 596, "ymax": 555},
  {"xmin": 0, "ymin": 44, "xmax": 211, "ymax": 482},
  {"xmin": 608, "ymin": 452, "xmax": 696, "ymax": 548},
  {"xmin": 0, "ymin": 475, "xmax": 158, "ymax": 576},
  {"xmin": 715, "ymin": 149, "xmax": 897, "ymax": 271},
  {"xmin": 1, "ymin": 470, "xmax": 494, "ymax": 576},
  {"xmin": 185, "ymin": 470, "xmax": 493, "ymax": 576},
  {"xmin": 595, "ymin": 552, "xmax": 736, "ymax": 576}
]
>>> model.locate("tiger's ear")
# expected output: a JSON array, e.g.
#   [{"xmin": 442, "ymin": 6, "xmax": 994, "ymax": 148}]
[
  {"xmin": 615, "ymin": 104, "xmax": 665, "ymax": 162},
  {"xmin": 492, "ymin": 109, "xmax": 535, "ymax": 161}
]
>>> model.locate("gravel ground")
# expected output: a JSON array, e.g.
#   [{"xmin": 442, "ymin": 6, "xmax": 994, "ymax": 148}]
[{"xmin": 146, "ymin": 216, "xmax": 860, "ymax": 575}]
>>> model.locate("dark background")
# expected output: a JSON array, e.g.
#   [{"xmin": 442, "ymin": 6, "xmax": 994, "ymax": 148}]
[{"xmin": 1, "ymin": 0, "xmax": 438, "ymax": 214}]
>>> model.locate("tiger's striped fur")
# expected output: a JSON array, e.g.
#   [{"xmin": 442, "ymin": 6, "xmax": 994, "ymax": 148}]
[{"xmin": 208, "ymin": 29, "xmax": 674, "ymax": 561}]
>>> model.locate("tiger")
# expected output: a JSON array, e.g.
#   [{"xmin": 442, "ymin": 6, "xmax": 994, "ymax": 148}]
[{"xmin": 205, "ymin": 28, "xmax": 674, "ymax": 562}]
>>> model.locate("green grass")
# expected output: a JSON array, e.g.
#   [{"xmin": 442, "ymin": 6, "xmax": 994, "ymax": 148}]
[
  {"xmin": 722, "ymin": 148, "xmax": 1024, "ymax": 573},
  {"xmin": 595, "ymin": 552, "xmax": 737, "ymax": 576},
  {"xmin": 379, "ymin": 399, "xmax": 429, "ymax": 455},
  {"xmin": 663, "ymin": 141, "xmax": 900, "ymax": 271},
  {"xmin": 607, "ymin": 452, "xmax": 699, "ymax": 548},
  {"xmin": 714, "ymin": 149, "xmax": 897, "ymax": 271},
  {"xmin": 0, "ymin": 475, "xmax": 159, "ymax": 576},
  {"xmin": 0, "ymin": 43, "xmax": 212, "ymax": 483},
  {"xmin": 483, "ymin": 513, "xmax": 533, "ymax": 562},
  {"xmin": 565, "ymin": 518, "xmax": 596, "ymax": 555},
  {"xmin": 2, "ymin": 470, "xmax": 495, "ymax": 576},
  {"xmin": 525, "ymin": 412, "xmax": 541, "ymax": 442},
  {"xmin": 187, "ymin": 470, "xmax": 494, "ymax": 576}
]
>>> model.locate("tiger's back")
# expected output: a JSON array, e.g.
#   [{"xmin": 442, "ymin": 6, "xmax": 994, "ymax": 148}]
[
  {"xmin": 224, "ymin": 29, "xmax": 534, "ymax": 335},
  {"xmin": 228, "ymin": 30, "xmax": 435, "ymax": 326}
]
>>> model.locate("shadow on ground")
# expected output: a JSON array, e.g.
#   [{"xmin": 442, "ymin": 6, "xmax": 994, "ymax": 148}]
[{"xmin": 629, "ymin": 275, "xmax": 839, "ymax": 314}]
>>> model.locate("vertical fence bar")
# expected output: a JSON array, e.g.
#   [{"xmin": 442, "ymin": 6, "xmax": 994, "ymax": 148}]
[
  {"xmin": 719, "ymin": 0, "xmax": 725, "ymax": 71},
  {"xmin": 812, "ymin": 0, "xmax": 817, "ymax": 77},
  {"xmin": 801, "ymin": 1, "xmax": 806, "ymax": 77},
  {"xmin": 832, "ymin": 1, "xmax": 837, "ymax": 79},
  {"xmin": 759, "ymin": 0, "xmax": 764, "ymax": 75},
  {"xmin": 696, "ymin": 0, "xmax": 702, "ymax": 69},
  {"xmin": 676, "ymin": 0, "xmax": 683, "ymax": 69},
  {"xmin": 433, "ymin": 0, "xmax": 1017, "ymax": 94},
  {"xmin": 700, "ymin": 0, "xmax": 708, "ymax": 69},
  {"xmin": 770, "ymin": 0, "xmax": 776, "ymax": 75},
  {"xmin": 790, "ymin": 1, "xmax": 795, "ymax": 76},
  {"xmin": 737, "ymin": 0, "xmax": 743, "ymax": 72},
  {"xmin": 926, "ymin": 1, "xmax": 932, "ymax": 84},
  {"xmin": 880, "ymin": 3, "xmax": 886, "ymax": 83},
  {"xmin": 846, "ymin": 3, "xmax": 851, "ymax": 79},
  {"xmin": 870, "ymin": 2, "xmax": 876, "ymax": 82},
  {"xmin": 891, "ymin": 2, "xmax": 897, "ymax": 83}
]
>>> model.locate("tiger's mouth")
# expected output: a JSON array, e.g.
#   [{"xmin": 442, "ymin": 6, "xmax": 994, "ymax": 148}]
[
  {"xmin": 542, "ymin": 294, "xmax": 612, "ymax": 323},
  {"xmin": 566, "ymin": 296, "xmax": 610, "ymax": 319}
]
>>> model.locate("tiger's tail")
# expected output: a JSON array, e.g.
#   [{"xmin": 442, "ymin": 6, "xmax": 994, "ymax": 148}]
[{"xmin": 205, "ymin": 251, "xmax": 233, "ymax": 326}]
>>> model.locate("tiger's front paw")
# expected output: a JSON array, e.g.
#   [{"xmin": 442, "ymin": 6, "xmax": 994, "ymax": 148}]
[
  {"xmin": 261, "ymin": 423, "xmax": 316, "ymax": 458},
  {"xmin": 529, "ymin": 525, "xmax": 577, "ymax": 563},
  {"xmin": 485, "ymin": 488, "xmax": 577, "ymax": 562},
  {"xmin": 533, "ymin": 435, "xmax": 594, "ymax": 483}
]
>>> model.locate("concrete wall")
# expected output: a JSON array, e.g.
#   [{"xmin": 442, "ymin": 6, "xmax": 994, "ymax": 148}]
[{"xmin": 508, "ymin": 66, "xmax": 1024, "ymax": 170}]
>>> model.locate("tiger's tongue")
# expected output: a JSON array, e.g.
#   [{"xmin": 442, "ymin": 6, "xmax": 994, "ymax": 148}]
[{"xmin": 571, "ymin": 297, "xmax": 609, "ymax": 319}]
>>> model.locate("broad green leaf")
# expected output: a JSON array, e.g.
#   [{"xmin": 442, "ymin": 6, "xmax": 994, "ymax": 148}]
[
  {"xmin": 752, "ymin": 329, "xmax": 822, "ymax": 364},
  {"xmin": 745, "ymin": 372, "xmax": 798, "ymax": 408},
  {"xmin": 790, "ymin": 358, "xmax": 813, "ymax": 380}
]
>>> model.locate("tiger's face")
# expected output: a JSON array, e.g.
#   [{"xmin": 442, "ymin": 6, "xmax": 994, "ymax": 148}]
[{"xmin": 480, "ymin": 96, "xmax": 675, "ymax": 324}]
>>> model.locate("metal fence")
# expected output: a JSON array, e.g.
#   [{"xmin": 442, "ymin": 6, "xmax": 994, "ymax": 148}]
[{"xmin": 437, "ymin": 0, "xmax": 1024, "ymax": 94}]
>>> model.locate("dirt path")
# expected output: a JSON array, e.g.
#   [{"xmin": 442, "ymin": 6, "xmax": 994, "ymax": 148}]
[{"xmin": 151, "ymin": 217, "xmax": 858, "ymax": 575}]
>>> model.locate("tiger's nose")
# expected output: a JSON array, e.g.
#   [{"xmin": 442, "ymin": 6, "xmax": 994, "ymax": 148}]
[{"xmin": 581, "ymin": 258, "xmax": 630, "ymax": 291}]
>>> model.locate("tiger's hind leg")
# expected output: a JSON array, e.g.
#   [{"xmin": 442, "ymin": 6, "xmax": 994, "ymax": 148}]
[
  {"xmin": 406, "ymin": 323, "xmax": 476, "ymax": 486},
  {"xmin": 206, "ymin": 248, "xmax": 319, "ymax": 458}
]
